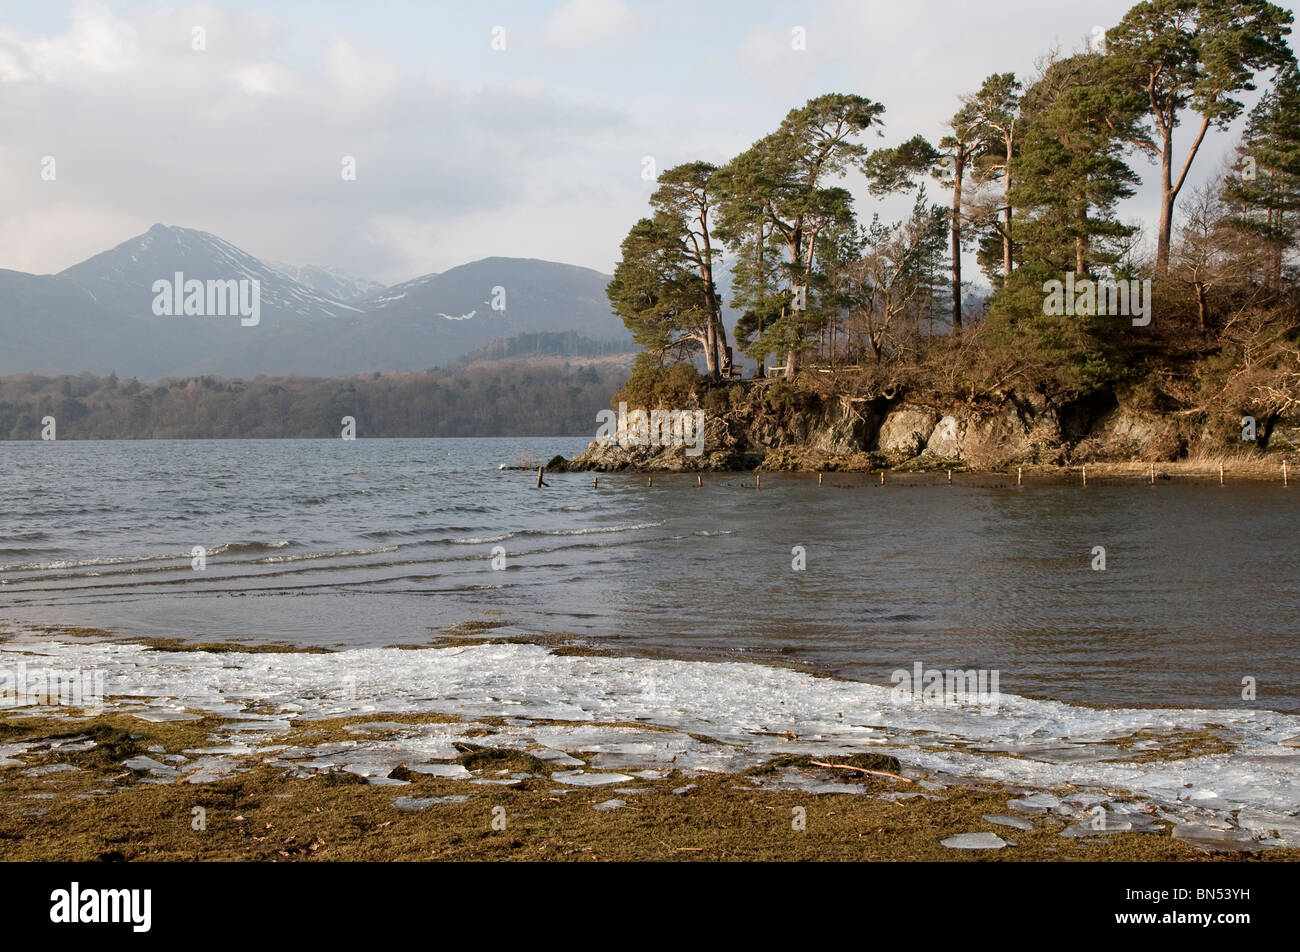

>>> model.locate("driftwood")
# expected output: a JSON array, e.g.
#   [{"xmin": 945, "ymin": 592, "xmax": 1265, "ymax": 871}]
[{"xmin": 808, "ymin": 759, "xmax": 913, "ymax": 783}]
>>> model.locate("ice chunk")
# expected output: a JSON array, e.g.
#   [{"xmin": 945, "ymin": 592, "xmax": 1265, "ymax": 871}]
[
  {"xmin": 1235, "ymin": 808, "xmax": 1300, "ymax": 836},
  {"xmin": 941, "ymin": 832, "xmax": 1008, "ymax": 849},
  {"xmin": 404, "ymin": 763, "xmax": 472, "ymax": 779},
  {"xmin": 552, "ymin": 770, "xmax": 634, "ymax": 786},
  {"xmin": 593, "ymin": 799, "xmax": 626, "ymax": 811},
  {"xmin": 21, "ymin": 763, "xmax": 81, "ymax": 777},
  {"xmin": 528, "ymin": 748, "xmax": 585, "ymax": 767},
  {"xmin": 983, "ymin": 814, "xmax": 1035, "ymax": 831},
  {"xmin": 1008, "ymin": 793, "xmax": 1063, "ymax": 813},
  {"xmin": 393, "ymin": 795, "xmax": 470, "ymax": 811},
  {"xmin": 121, "ymin": 756, "xmax": 177, "ymax": 777},
  {"xmin": 1172, "ymin": 823, "xmax": 1268, "ymax": 851}
]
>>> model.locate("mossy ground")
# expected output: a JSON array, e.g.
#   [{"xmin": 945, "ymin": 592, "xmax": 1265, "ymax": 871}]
[{"xmin": 1, "ymin": 711, "xmax": 1293, "ymax": 862}]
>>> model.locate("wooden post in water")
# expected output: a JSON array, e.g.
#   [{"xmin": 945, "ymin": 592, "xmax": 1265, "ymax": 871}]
[
  {"xmin": 1082, "ymin": 465, "xmax": 1087, "ymax": 488},
  {"xmin": 818, "ymin": 472, "xmax": 823, "ymax": 485},
  {"xmin": 1149, "ymin": 463, "xmax": 1154, "ymax": 485},
  {"xmin": 1017, "ymin": 466, "xmax": 1022, "ymax": 486},
  {"xmin": 1285, "ymin": 461, "xmax": 1289, "ymax": 487},
  {"xmin": 947, "ymin": 469, "xmax": 952, "ymax": 484},
  {"xmin": 697, "ymin": 474, "xmax": 702, "ymax": 488},
  {"xmin": 648, "ymin": 475, "xmax": 653, "ymax": 487},
  {"xmin": 536, "ymin": 466, "xmax": 544, "ymax": 488},
  {"xmin": 1219, "ymin": 463, "xmax": 1225, "ymax": 486},
  {"xmin": 880, "ymin": 471, "xmax": 885, "ymax": 486},
  {"xmin": 756, "ymin": 473, "xmax": 761, "ymax": 490},
  {"xmin": 593, "ymin": 476, "xmax": 598, "ymax": 488}
]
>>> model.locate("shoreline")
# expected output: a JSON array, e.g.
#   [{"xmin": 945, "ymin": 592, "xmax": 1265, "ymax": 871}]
[
  {"xmin": 552, "ymin": 453, "xmax": 1299, "ymax": 483},
  {"xmin": 3, "ymin": 637, "xmax": 1298, "ymax": 861}
]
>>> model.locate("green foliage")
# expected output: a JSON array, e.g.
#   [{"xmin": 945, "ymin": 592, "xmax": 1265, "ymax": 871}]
[{"xmin": 611, "ymin": 354, "xmax": 704, "ymax": 409}]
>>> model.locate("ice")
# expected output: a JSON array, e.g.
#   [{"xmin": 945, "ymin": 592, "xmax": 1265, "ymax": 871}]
[
  {"xmin": 983, "ymin": 814, "xmax": 1035, "ymax": 831},
  {"xmin": 1008, "ymin": 793, "xmax": 1064, "ymax": 813},
  {"xmin": 131, "ymin": 711, "xmax": 201, "ymax": 723},
  {"xmin": 21, "ymin": 763, "xmax": 81, "ymax": 777},
  {"xmin": 4, "ymin": 639, "xmax": 1299, "ymax": 821},
  {"xmin": 1235, "ymin": 808, "xmax": 1300, "ymax": 837},
  {"xmin": 528, "ymin": 748, "xmax": 585, "ymax": 767},
  {"xmin": 404, "ymin": 763, "xmax": 472, "ymax": 779},
  {"xmin": 1172, "ymin": 823, "xmax": 1268, "ymax": 851},
  {"xmin": 941, "ymin": 832, "xmax": 1009, "ymax": 849},
  {"xmin": 1060, "ymin": 814, "xmax": 1136, "ymax": 836},
  {"xmin": 593, "ymin": 799, "xmax": 626, "ymax": 811},
  {"xmin": 552, "ymin": 770, "xmax": 635, "ymax": 786},
  {"xmin": 393, "ymin": 795, "xmax": 471, "ymax": 811},
  {"xmin": 121, "ymin": 756, "xmax": 177, "ymax": 777}
]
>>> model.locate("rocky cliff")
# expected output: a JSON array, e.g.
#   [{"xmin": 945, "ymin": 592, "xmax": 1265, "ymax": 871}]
[{"xmin": 555, "ymin": 379, "xmax": 1299, "ymax": 472}]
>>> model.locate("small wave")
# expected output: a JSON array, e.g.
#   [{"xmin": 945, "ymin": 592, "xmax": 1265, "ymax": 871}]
[
  {"xmin": 0, "ymin": 551, "xmax": 186, "ymax": 572},
  {"xmin": 256, "ymin": 545, "xmax": 399, "ymax": 564},
  {"xmin": 207, "ymin": 540, "xmax": 293, "ymax": 555}
]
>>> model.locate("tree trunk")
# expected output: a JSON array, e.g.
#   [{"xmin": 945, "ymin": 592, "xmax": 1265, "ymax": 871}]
[
  {"xmin": 1195, "ymin": 282, "xmax": 1208, "ymax": 334},
  {"xmin": 950, "ymin": 147, "xmax": 964, "ymax": 334},
  {"xmin": 1002, "ymin": 137, "xmax": 1013, "ymax": 277}
]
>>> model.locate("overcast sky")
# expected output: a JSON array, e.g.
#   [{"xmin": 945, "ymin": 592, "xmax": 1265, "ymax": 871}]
[{"xmin": 1, "ymin": 0, "xmax": 1296, "ymax": 285}]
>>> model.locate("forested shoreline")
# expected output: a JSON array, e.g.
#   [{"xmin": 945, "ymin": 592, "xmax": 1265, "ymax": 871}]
[
  {"xmin": 602, "ymin": 0, "xmax": 1300, "ymax": 468},
  {"xmin": 0, "ymin": 361, "xmax": 628, "ymax": 439}
]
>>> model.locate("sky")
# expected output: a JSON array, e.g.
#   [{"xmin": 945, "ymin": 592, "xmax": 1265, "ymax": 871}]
[{"xmin": 1, "ymin": 0, "xmax": 1297, "ymax": 286}]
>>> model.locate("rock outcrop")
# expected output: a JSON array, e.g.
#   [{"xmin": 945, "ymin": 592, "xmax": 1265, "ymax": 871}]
[{"xmin": 555, "ymin": 380, "xmax": 1283, "ymax": 472}]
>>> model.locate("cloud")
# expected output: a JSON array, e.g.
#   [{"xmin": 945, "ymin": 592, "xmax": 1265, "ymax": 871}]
[
  {"xmin": 0, "ymin": 2, "xmax": 645, "ymax": 284},
  {"xmin": 541, "ymin": 0, "xmax": 639, "ymax": 52}
]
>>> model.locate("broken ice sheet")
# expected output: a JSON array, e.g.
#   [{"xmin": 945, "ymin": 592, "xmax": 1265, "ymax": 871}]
[
  {"xmin": 403, "ymin": 763, "xmax": 471, "ymax": 779},
  {"xmin": 983, "ymin": 814, "xmax": 1035, "ymax": 831},
  {"xmin": 551, "ymin": 770, "xmax": 635, "ymax": 786},
  {"xmin": 1172, "ymin": 823, "xmax": 1269, "ymax": 851},
  {"xmin": 941, "ymin": 832, "xmax": 1009, "ymax": 849},
  {"xmin": 1007, "ymin": 793, "xmax": 1064, "ymax": 813},
  {"xmin": 393, "ymin": 795, "xmax": 470, "ymax": 812},
  {"xmin": 592, "ymin": 799, "xmax": 626, "ymax": 811},
  {"xmin": 1235, "ymin": 808, "xmax": 1300, "ymax": 838},
  {"xmin": 121, "ymin": 756, "xmax": 178, "ymax": 777}
]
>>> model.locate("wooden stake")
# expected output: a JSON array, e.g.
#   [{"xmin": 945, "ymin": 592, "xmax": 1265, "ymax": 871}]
[
  {"xmin": 536, "ymin": 466, "xmax": 544, "ymax": 488},
  {"xmin": 1149, "ymin": 462, "xmax": 1154, "ymax": 485},
  {"xmin": 818, "ymin": 472, "xmax": 823, "ymax": 485},
  {"xmin": 756, "ymin": 473, "xmax": 761, "ymax": 490},
  {"xmin": 880, "ymin": 471, "xmax": 885, "ymax": 485},
  {"xmin": 648, "ymin": 475, "xmax": 653, "ymax": 487},
  {"xmin": 947, "ymin": 469, "xmax": 952, "ymax": 484},
  {"xmin": 593, "ymin": 476, "xmax": 598, "ymax": 488},
  {"xmin": 1219, "ymin": 463, "xmax": 1225, "ymax": 486},
  {"xmin": 1082, "ymin": 465, "xmax": 1087, "ymax": 488},
  {"xmin": 697, "ymin": 474, "xmax": 702, "ymax": 488},
  {"xmin": 1285, "ymin": 461, "xmax": 1289, "ymax": 487},
  {"xmin": 1017, "ymin": 466, "xmax": 1022, "ymax": 486}
]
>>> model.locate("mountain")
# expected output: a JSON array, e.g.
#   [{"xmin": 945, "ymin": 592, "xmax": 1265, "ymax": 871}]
[
  {"xmin": 0, "ymin": 225, "xmax": 632, "ymax": 379},
  {"xmin": 264, "ymin": 260, "xmax": 383, "ymax": 303}
]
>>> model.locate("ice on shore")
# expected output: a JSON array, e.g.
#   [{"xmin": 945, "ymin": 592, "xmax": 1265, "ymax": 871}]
[{"xmin": 2, "ymin": 639, "xmax": 1298, "ymax": 837}]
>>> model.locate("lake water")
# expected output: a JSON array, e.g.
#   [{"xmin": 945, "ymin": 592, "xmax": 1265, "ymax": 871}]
[{"xmin": 2, "ymin": 437, "xmax": 1297, "ymax": 713}]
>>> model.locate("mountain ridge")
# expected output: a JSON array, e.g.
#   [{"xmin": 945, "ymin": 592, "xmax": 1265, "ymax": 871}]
[{"xmin": 0, "ymin": 224, "xmax": 632, "ymax": 379}]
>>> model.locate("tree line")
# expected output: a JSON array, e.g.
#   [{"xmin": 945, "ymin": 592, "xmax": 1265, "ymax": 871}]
[
  {"xmin": 0, "ymin": 362, "xmax": 628, "ymax": 439},
  {"xmin": 608, "ymin": 0, "xmax": 1300, "ymax": 421}
]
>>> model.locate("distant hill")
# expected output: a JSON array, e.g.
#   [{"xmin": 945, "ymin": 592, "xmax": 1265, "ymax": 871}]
[{"xmin": 0, "ymin": 224, "xmax": 633, "ymax": 379}]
